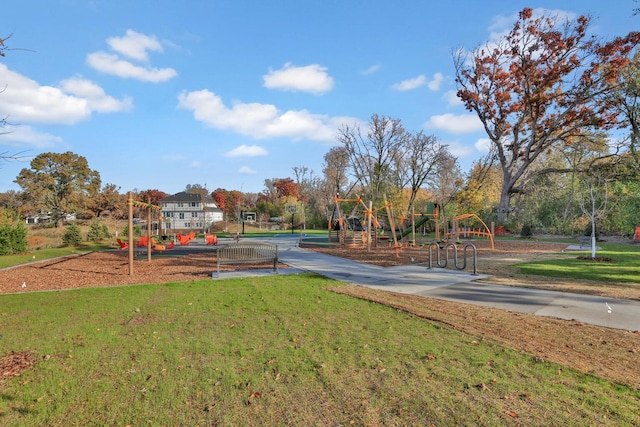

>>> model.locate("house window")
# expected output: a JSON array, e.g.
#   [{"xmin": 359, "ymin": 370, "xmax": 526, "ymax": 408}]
[
  {"xmin": 179, "ymin": 213, "xmax": 185, "ymax": 219},
  {"xmin": 178, "ymin": 202, "xmax": 184, "ymax": 207},
  {"xmin": 190, "ymin": 202, "xmax": 199, "ymax": 207},
  {"xmin": 192, "ymin": 212, "xmax": 198, "ymax": 218}
]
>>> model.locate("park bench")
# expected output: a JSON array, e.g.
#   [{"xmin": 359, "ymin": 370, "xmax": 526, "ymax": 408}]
[
  {"xmin": 579, "ymin": 235, "xmax": 591, "ymax": 248},
  {"xmin": 214, "ymin": 242, "xmax": 279, "ymax": 278}
]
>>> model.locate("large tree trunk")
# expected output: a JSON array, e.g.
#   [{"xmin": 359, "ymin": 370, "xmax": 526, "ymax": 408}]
[{"xmin": 497, "ymin": 186, "xmax": 512, "ymax": 225}]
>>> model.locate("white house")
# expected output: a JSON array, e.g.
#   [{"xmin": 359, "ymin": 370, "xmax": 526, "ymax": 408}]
[{"xmin": 159, "ymin": 192, "xmax": 223, "ymax": 233}]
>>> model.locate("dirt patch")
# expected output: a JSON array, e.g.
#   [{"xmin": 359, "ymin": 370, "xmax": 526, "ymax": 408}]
[
  {"xmin": 2, "ymin": 240, "xmax": 640, "ymax": 390},
  {"xmin": 0, "ymin": 250, "xmax": 286, "ymax": 295}
]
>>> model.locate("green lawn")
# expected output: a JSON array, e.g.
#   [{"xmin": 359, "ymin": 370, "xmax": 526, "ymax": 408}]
[
  {"xmin": 1, "ymin": 275, "xmax": 638, "ymax": 426},
  {"xmin": 515, "ymin": 242, "xmax": 640, "ymax": 284}
]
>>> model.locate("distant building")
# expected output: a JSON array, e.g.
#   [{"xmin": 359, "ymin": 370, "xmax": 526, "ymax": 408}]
[
  {"xmin": 25, "ymin": 212, "xmax": 76, "ymax": 225},
  {"xmin": 159, "ymin": 192, "xmax": 223, "ymax": 233}
]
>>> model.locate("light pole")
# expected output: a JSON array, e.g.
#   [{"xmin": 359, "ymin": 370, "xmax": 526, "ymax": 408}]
[{"xmin": 285, "ymin": 204, "xmax": 296, "ymax": 234}]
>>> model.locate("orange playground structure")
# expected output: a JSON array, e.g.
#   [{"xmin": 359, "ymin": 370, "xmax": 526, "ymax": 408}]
[{"xmin": 329, "ymin": 193, "xmax": 495, "ymax": 253}]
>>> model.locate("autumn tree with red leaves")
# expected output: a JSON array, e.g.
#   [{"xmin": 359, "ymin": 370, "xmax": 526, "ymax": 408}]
[{"xmin": 455, "ymin": 8, "xmax": 640, "ymax": 223}]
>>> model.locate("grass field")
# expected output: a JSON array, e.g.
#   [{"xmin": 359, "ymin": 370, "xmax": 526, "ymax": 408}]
[{"xmin": 1, "ymin": 275, "xmax": 639, "ymax": 426}]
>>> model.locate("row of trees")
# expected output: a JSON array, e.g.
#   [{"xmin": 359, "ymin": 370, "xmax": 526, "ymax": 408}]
[{"xmin": 1, "ymin": 8, "xmax": 639, "ymax": 239}]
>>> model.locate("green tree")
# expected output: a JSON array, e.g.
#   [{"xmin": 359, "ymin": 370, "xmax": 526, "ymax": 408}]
[
  {"xmin": 0, "ymin": 207, "xmax": 27, "ymax": 255},
  {"xmin": 62, "ymin": 222, "xmax": 82, "ymax": 246},
  {"xmin": 87, "ymin": 218, "xmax": 104, "ymax": 241},
  {"xmin": 15, "ymin": 152, "xmax": 101, "ymax": 226}
]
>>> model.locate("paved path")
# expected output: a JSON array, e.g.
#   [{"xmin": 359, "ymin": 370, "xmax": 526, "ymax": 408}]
[{"xmin": 214, "ymin": 236, "xmax": 640, "ymax": 332}]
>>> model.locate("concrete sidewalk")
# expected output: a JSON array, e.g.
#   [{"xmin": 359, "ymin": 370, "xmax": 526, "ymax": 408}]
[{"xmin": 215, "ymin": 237, "xmax": 640, "ymax": 332}]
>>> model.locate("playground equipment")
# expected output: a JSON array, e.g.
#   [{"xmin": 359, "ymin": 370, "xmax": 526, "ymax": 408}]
[
  {"xmin": 176, "ymin": 232, "xmax": 196, "ymax": 246},
  {"xmin": 427, "ymin": 241, "xmax": 478, "ymax": 275},
  {"xmin": 330, "ymin": 194, "xmax": 443, "ymax": 253},
  {"xmin": 329, "ymin": 195, "xmax": 376, "ymax": 247},
  {"xmin": 445, "ymin": 213, "xmax": 495, "ymax": 249},
  {"xmin": 329, "ymin": 193, "xmax": 494, "ymax": 259},
  {"xmin": 116, "ymin": 238, "xmax": 129, "ymax": 250},
  {"xmin": 205, "ymin": 233, "xmax": 218, "ymax": 245},
  {"xmin": 126, "ymin": 192, "xmax": 163, "ymax": 275}
]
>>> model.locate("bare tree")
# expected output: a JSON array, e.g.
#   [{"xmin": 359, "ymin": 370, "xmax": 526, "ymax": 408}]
[
  {"xmin": 398, "ymin": 131, "xmax": 449, "ymax": 216},
  {"xmin": 337, "ymin": 114, "xmax": 409, "ymax": 204},
  {"xmin": 426, "ymin": 152, "xmax": 463, "ymax": 217}
]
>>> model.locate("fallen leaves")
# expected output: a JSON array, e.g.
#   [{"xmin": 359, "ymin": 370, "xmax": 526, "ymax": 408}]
[{"xmin": 0, "ymin": 351, "xmax": 36, "ymax": 382}]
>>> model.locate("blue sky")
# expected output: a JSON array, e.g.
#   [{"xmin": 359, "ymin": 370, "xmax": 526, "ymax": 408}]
[{"xmin": 0, "ymin": 1, "xmax": 637, "ymax": 195}]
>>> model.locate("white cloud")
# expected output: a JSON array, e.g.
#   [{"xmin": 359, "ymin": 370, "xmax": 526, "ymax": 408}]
[
  {"xmin": 391, "ymin": 74, "xmax": 426, "ymax": 91},
  {"xmin": 60, "ymin": 76, "xmax": 133, "ymax": 112},
  {"xmin": 361, "ymin": 64, "xmax": 381, "ymax": 75},
  {"xmin": 87, "ymin": 51, "xmax": 177, "ymax": 83},
  {"xmin": 442, "ymin": 140, "xmax": 470, "ymax": 158},
  {"xmin": 475, "ymin": 138, "xmax": 492, "ymax": 152},
  {"xmin": 239, "ymin": 166, "xmax": 257, "ymax": 174},
  {"xmin": 263, "ymin": 63, "xmax": 334, "ymax": 95},
  {"xmin": 427, "ymin": 73, "xmax": 444, "ymax": 91},
  {"xmin": 0, "ymin": 124, "xmax": 62, "ymax": 148},
  {"xmin": 87, "ymin": 30, "xmax": 177, "ymax": 83},
  {"xmin": 106, "ymin": 30, "xmax": 163, "ymax": 62},
  {"xmin": 225, "ymin": 144, "xmax": 268, "ymax": 157},
  {"xmin": 177, "ymin": 89, "xmax": 353, "ymax": 142},
  {"xmin": 0, "ymin": 64, "xmax": 130, "ymax": 125},
  {"xmin": 424, "ymin": 113, "xmax": 484, "ymax": 134},
  {"xmin": 443, "ymin": 90, "xmax": 463, "ymax": 107},
  {"xmin": 191, "ymin": 160, "xmax": 202, "ymax": 168}
]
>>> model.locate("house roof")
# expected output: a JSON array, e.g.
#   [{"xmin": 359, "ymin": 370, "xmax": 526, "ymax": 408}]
[{"xmin": 159, "ymin": 191, "xmax": 218, "ymax": 206}]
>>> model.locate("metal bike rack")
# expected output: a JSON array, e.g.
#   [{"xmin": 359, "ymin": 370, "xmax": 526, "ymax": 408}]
[{"xmin": 427, "ymin": 241, "xmax": 478, "ymax": 275}]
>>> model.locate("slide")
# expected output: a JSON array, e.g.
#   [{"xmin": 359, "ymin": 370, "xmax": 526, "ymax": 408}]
[{"xmin": 396, "ymin": 214, "xmax": 432, "ymax": 240}]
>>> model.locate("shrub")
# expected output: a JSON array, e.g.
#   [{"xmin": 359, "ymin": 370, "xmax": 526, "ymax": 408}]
[
  {"xmin": 520, "ymin": 224, "xmax": 533, "ymax": 239},
  {"xmin": 87, "ymin": 219, "xmax": 103, "ymax": 241},
  {"xmin": 0, "ymin": 208, "xmax": 28, "ymax": 255},
  {"xmin": 62, "ymin": 222, "xmax": 83, "ymax": 246},
  {"xmin": 101, "ymin": 224, "xmax": 111, "ymax": 239}
]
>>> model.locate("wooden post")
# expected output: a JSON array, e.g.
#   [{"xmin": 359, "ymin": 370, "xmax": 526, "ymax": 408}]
[
  {"xmin": 367, "ymin": 201, "xmax": 372, "ymax": 253},
  {"xmin": 411, "ymin": 206, "xmax": 416, "ymax": 246},
  {"xmin": 147, "ymin": 197, "xmax": 152, "ymax": 262},
  {"xmin": 434, "ymin": 204, "xmax": 440, "ymax": 242},
  {"xmin": 127, "ymin": 192, "xmax": 134, "ymax": 276},
  {"xmin": 384, "ymin": 194, "xmax": 399, "ymax": 247}
]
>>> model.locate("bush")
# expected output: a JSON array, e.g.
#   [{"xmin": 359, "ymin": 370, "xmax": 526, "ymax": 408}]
[
  {"xmin": 0, "ymin": 208, "xmax": 28, "ymax": 255},
  {"xmin": 101, "ymin": 224, "xmax": 111, "ymax": 239},
  {"xmin": 87, "ymin": 219, "xmax": 103, "ymax": 241},
  {"xmin": 62, "ymin": 222, "xmax": 83, "ymax": 246},
  {"xmin": 520, "ymin": 224, "xmax": 533, "ymax": 239},
  {"xmin": 121, "ymin": 225, "xmax": 141, "ymax": 237}
]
